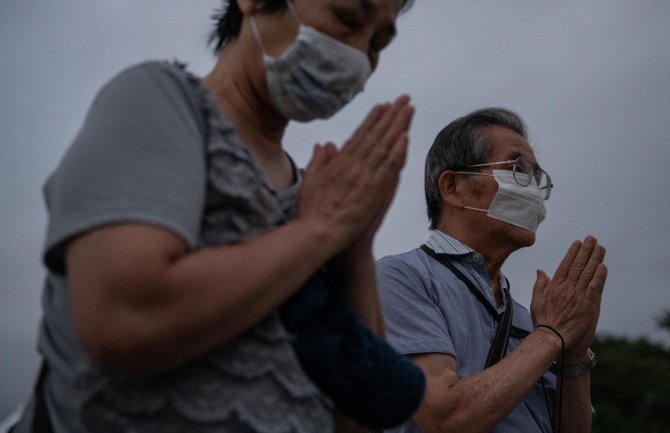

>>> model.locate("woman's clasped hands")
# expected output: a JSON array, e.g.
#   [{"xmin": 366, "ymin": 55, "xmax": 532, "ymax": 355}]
[{"xmin": 298, "ymin": 95, "xmax": 415, "ymax": 255}]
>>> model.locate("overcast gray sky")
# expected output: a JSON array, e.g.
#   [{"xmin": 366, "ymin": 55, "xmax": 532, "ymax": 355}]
[{"xmin": 2, "ymin": 0, "xmax": 669, "ymax": 420}]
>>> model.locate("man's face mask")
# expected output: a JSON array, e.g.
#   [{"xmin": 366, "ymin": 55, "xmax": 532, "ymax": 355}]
[
  {"xmin": 462, "ymin": 170, "xmax": 547, "ymax": 233},
  {"xmin": 250, "ymin": 0, "xmax": 372, "ymax": 122}
]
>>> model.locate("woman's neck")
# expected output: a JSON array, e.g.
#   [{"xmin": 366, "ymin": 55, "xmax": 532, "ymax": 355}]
[{"xmin": 202, "ymin": 43, "xmax": 295, "ymax": 190}]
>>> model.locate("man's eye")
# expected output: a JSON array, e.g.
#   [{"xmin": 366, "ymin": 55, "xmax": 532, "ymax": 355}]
[{"xmin": 514, "ymin": 161, "xmax": 531, "ymax": 173}]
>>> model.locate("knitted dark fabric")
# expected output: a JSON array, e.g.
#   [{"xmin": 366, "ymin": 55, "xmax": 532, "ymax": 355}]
[{"xmin": 280, "ymin": 267, "xmax": 426, "ymax": 429}]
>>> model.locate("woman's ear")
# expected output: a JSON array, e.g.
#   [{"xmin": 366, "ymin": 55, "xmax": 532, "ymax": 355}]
[
  {"xmin": 237, "ymin": 0, "xmax": 257, "ymax": 16},
  {"xmin": 438, "ymin": 171, "xmax": 464, "ymax": 208}
]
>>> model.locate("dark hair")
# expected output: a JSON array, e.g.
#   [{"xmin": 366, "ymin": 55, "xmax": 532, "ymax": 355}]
[
  {"xmin": 209, "ymin": 0, "xmax": 415, "ymax": 53},
  {"xmin": 424, "ymin": 107, "xmax": 527, "ymax": 229},
  {"xmin": 209, "ymin": 1, "xmax": 286, "ymax": 53}
]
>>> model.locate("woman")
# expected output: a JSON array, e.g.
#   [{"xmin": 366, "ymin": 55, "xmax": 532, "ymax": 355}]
[{"xmin": 11, "ymin": 0, "xmax": 422, "ymax": 432}]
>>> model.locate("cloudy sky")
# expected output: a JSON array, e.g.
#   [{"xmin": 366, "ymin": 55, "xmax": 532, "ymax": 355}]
[{"xmin": 2, "ymin": 0, "xmax": 669, "ymax": 419}]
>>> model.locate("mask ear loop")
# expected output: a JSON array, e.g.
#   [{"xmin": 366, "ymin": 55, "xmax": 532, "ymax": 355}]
[
  {"xmin": 285, "ymin": 0, "xmax": 302, "ymax": 21},
  {"xmin": 463, "ymin": 206, "xmax": 490, "ymax": 213},
  {"xmin": 250, "ymin": 1, "xmax": 302, "ymax": 57},
  {"xmin": 249, "ymin": 15, "xmax": 269, "ymax": 55}
]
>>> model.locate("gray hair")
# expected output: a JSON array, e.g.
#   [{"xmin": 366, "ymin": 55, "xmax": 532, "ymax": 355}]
[{"xmin": 424, "ymin": 107, "xmax": 527, "ymax": 229}]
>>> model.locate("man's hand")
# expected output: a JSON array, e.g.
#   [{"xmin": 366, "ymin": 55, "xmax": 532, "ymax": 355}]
[{"xmin": 530, "ymin": 236, "xmax": 608, "ymax": 353}]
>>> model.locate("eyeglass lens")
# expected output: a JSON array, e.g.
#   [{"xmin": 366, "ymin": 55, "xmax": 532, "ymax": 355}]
[{"xmin": 513, "ymin": 158, "xmax": 551, "ymax": 199}]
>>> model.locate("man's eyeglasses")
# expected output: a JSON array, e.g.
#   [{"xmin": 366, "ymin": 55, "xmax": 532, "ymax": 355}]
[{"xmin": 459, "ymin": 157, "xmax": 553, "ymax": 200}]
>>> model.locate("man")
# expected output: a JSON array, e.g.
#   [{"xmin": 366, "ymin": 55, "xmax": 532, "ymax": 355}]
[{"xmin": 377, "ymin": 108, "xmax": 607, "ymax": 433}]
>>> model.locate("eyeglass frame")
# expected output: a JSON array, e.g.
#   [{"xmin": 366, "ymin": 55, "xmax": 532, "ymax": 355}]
[{"xmin": 455, "ymin": 157, "xmax": 553, "ymax": 200}]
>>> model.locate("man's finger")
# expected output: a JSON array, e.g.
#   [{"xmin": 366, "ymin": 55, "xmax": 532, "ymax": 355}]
[
  {"xmin": 552, "ymin": 240, "xmax": 582, "ymax": 283},
  {"xmin": 532, "ymin": 269, "xmax": 549, "ymax": 294},
  {"xmin": 566, "ymin": 236, "xmax": 597, "ymax": 284},
  {"xmin": 585, "ymin": 263, "xmax": 608, "ymax": 306},
  {"xmin": 576, "ymin": 244, "xmax": 606, "ymax": 292}
]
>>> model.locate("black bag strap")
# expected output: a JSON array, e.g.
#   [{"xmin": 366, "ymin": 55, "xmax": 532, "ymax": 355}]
[
  {"xmin": 510, "ymin": 326, "xmax": 530, "ymax": 339},
  {"xmin": 420, "ymin": 244, "xmax": 513, "ymax": 368},
  {"xmin": 485, "ymin": 289, "xmax": 513, "ymax": 368}
]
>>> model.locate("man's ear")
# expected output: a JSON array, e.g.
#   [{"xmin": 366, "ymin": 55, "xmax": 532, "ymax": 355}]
[{"xmin": 438, "ymin": 171, "xmax": 464, "ymax": 208}]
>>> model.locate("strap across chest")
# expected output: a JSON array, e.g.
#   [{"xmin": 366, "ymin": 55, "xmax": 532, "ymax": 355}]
[{"xmin": 420, "ymin": 245, "xmax": 514, "ymax": 368}]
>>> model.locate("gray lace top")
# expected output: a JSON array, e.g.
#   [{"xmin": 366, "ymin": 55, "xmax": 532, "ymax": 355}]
[{"xmin": 20, "ymin": 61, "xmax": 334, "ymax": 433}]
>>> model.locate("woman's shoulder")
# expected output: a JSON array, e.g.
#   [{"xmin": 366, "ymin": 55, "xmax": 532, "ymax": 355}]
[
  {"xmin": 87, "ymin": 60, "xmax": 208, "ymax": 135},
  {"xmin": 102, "ymin": 60, "xmax": 199, "ymax": 99}
]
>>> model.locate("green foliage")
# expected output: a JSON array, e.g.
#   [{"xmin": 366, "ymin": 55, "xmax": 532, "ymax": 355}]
[
  {"xmin": 590, "ymin": 331, "xmax": 670, "ymax": 433},
  {"xmin": 657, "ymin": 310, "xmax": 670, "ymax": 331}
]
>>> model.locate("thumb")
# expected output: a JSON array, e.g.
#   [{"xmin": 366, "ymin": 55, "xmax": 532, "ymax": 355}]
[
  {"xmin": 532, "ymin": 269, "xmax": 550, "ymax": 294},
  {"xmin": 323, "ymin": 141, "xmax": 338, "ymax": 160},
  {"xmin": 531, "ymin": 269, "xmax": 551, "ymax": 304},
  {"xmin": 305, "ymin": 143, "xmax": 327, "ymax": 176},
  {"xmin": 530, "ymin": 270, "xmax": 549, "ymax": 325}
]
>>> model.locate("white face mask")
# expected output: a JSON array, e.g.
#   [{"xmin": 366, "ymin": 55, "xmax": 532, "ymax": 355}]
[
  {"xmin": 250, "ymin": 1, "xmax": 372, "ymax": 122},
  {"xmin": 464, "ymin": 170, "xmax": 547, "ymax": 233}
]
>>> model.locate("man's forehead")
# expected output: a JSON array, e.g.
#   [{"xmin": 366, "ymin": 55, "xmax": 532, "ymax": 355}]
[{"xmin": 484, "ymin": 125, "xmax": 536, "ymax": 162}]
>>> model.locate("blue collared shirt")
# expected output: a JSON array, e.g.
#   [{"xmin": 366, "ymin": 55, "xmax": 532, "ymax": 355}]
[{"xmin": 377, "ymin": 230, "xmax": 555, "ymax": 433}]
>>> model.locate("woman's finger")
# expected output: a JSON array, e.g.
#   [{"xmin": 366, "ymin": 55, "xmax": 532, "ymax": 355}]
[
  {"xmin": 364, "ymin": 103, "xmax": 414, "ymax": 168},
  {"xmin": 353, "ymin": 95, "xmax": 411, "ymax": 159},
  {"xmin": 304, "ymin": 144, "xmax": 325, "ymax": 176},
  {"xmin": 380, "ymin": 103, "xmax": 414, "ymax": 150},
  {"xmin": 341, "ymin": 103, "xmax": 388, "ymax": 155}
]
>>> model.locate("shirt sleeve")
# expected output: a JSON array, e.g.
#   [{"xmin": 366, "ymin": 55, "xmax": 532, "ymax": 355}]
[
  {"xmin": 43, "ymin": 61, "xmax": 207, "ymax": 274},
  {"xmin": 376, "ymin": 254, "xmax": 456, "ymax": 357}
]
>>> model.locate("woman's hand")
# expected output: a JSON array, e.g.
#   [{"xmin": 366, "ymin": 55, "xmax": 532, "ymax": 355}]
[
  {"xmin": 297, "ymin": 95, "xmax": 414, "ymax": 257},
  {"xmin": 297, "ymin": 95, "xmax": 414, "ymax": 336}
]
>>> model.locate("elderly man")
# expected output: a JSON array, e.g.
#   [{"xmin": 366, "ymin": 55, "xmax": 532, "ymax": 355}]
[{"xmin": 377, "ymin": 108, "xmax": 607, "ymax": 433}]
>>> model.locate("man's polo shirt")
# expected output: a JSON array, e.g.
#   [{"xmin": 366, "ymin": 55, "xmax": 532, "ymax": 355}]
[{"xmin": 376, "ymin": 230, "xmax": 555, "ymax": 433}]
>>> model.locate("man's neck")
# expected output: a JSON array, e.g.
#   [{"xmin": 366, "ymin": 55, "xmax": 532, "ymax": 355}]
[{"xmin": 436, "ymin": 226, "xmax": 512, "ymax": 305}]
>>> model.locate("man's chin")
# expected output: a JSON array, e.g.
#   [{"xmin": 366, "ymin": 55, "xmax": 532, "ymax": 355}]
[{"xmin": 514, "ymin": 228, "xmax": 537, "ymax": 248}]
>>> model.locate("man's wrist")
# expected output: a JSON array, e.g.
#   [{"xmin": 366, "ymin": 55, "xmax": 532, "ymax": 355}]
[
  {"xmin": 533, "ymin": 326, "xmax": 564, "ymax": 353},
  {"xmin": 550, "ymin": 348, "xmax": 596, "ymax": 377},
  {"xmin": 564, "ymin": 347, "xmax": 592, "ymax": 365}
]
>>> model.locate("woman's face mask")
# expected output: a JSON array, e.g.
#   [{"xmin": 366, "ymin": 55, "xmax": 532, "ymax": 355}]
[
  {"xmin": 463, "ymin": 170, "xmax": 547, "ymax": 233},
  {"xmin": 250, "ymin": 1, "xmax": 372, "ymax": 122}
]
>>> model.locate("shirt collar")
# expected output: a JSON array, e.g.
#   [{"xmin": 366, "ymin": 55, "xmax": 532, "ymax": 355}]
[
  {"xmin": 425, "ymin": 230, "xmax": 510, "ymax": 301},
  {"xmin": 425, "ymin": 230, "xmax": 477, "ymax": 256}
]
